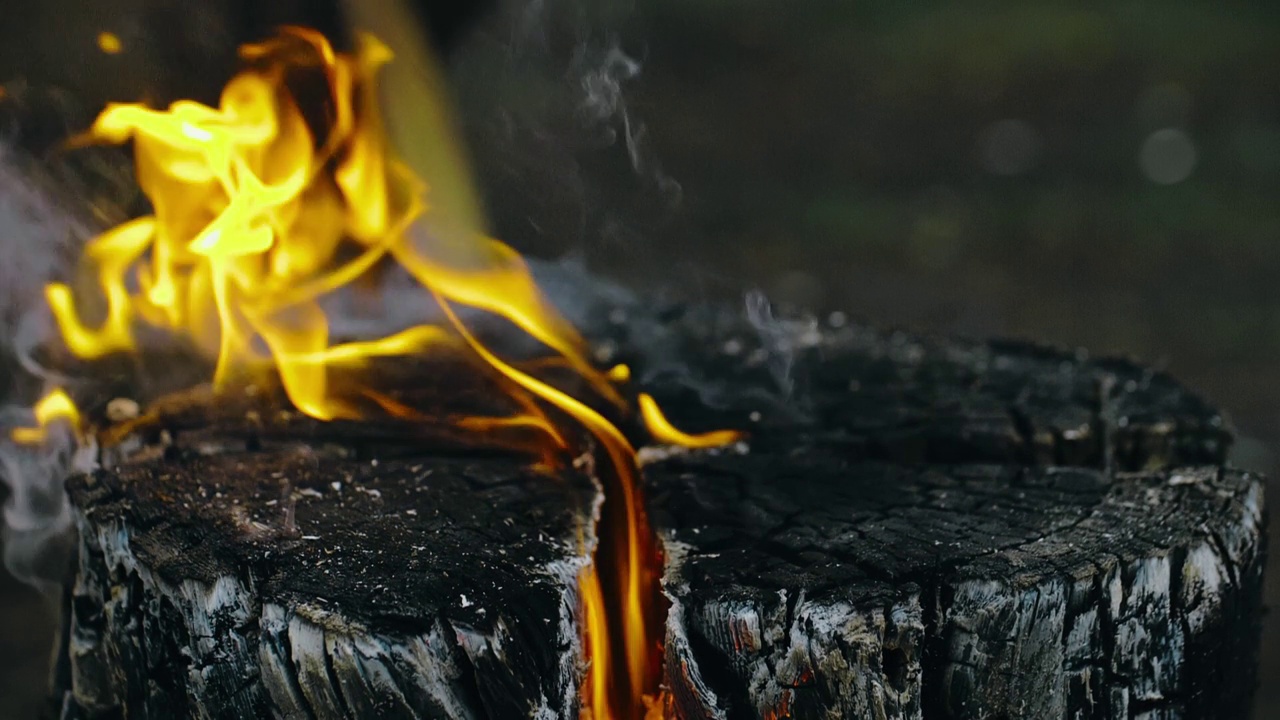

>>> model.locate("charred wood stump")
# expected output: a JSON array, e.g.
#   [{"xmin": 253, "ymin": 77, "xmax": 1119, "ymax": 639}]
[{"xmin": 50, "ymin": 296, "xmax": 1265, "ymax": 719}]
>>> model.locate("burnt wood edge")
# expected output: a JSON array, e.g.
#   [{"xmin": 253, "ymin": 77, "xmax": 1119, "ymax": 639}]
[
  {"xmin": 50, "ymin": 453, "xmax": 602, "ymax": 720},
  {"xmin": 656, "ymin": 464, "xmax": 1266, "ymax": 720}
]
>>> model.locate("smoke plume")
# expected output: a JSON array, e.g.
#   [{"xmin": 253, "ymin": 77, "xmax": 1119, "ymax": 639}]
[{"xmin": 0, "ymin": 144, "xmax": 97, "ymax": 590}]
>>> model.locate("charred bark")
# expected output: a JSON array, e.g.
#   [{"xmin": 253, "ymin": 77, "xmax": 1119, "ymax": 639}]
[
  {"xmin": 50, "ymin": 297, "xmax": 1265, "ymax": 719},
  {"xmin": 649, "ymin": 460, "xmax": 1263, "ymax": 719},
  {"xmin": 56, "ymin": 450, "xmax": 599, "ymax": 719}
]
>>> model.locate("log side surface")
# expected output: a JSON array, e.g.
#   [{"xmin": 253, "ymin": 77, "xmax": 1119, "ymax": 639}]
[
  {"xmin": 649, "ymin": 459, "xmax": 1262, "ymax": 720},
  {"xmin": 54, "ymin": 295, "xmax": 1266, "ymax": 720}
]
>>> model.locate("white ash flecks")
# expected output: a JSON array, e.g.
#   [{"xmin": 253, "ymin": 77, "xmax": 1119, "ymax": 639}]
[
  {"xmin": 257, "ymin": 603, "xmax": 482, "ymax": 719},
  {"xmin": 636, "ymin": 439, "xmax": 749, "ymax": 468},
  {"xmin": 543, "ymin": 553, "xmax": 596, "ymax": 719},
  {"xmin": 541, "ymin": 449, "xmax": 606, "ymax": 720},
  {"xmin": 658, "ymin": 538, "xmax": 728, "ymax": 720},
  {"xmin": 62, "ymin": 451, "xmax": 600, "ymax": 718},
  {"xmin": 71, "ymin": 515, "xmax": 260, "ymax": 716}
]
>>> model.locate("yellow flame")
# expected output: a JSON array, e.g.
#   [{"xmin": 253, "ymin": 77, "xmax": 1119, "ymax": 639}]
[
  {"xmin": 11, "ymin": 389, "xmax": 81, "ymax": 444},
  {"xmin": 580, "ymin": 563, "xmax": 613, "ymax": 719},
  {"xmin": 638, "ymin": 393, "xmax": 743, "ymax": 449},
  {"xmin": 47, "ymin": 27, "xmax": 737, "ymax": 720}
]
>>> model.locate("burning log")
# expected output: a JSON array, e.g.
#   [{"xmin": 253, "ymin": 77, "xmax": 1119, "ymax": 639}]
[{"xmin": 48, "ymin": 299, "xmax": 1264, "ymax": 719}]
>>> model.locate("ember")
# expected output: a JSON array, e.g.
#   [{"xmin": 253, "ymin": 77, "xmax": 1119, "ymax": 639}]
[{"xmin": 19, "ymin": 26, "xmax": 737, "ymax": 720}]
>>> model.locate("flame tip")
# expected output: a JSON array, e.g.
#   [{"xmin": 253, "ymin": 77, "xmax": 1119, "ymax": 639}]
[
  {"xmin": 12, "ymin": 388, "xmax": 83, "ymax": 445},
  {"xmin": 638, "ymin": 393, "xmax": 743, "ymax": 450}
]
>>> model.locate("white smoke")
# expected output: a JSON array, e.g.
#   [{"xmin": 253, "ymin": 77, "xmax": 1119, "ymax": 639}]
[
  {"xmin": 578, "ymin": 43, "xmax": 639, "ymax": 131},
  {"xmin": 451, "ymin": 0, "xmax": 685, "ymax": 265},
  {"xmin": 0, "ymin": 406, "xmax": 95, "ymax": 593},
  {"xmin": 0, "ymin": 144, "xmax": 96, "ymax": 591},
  {"xmin": 744, "ymin": 289, "xmax": 821, "ymax": 400},
  {"xmin": 574, "ymin": 38, "xmax": 682, "ymax": 207},
  {"xmin": 0, "ymin": 147, "xmax": 84, "ymax": 364}
]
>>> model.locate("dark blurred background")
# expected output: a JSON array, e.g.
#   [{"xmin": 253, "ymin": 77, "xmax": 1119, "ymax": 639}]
[{"xmin": 2, "ymin": 0, "xmax": 1278, "ymax": 717}]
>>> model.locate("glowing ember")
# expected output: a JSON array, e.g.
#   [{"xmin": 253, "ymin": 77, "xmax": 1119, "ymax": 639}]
[
  {"xmin": 31, "ymin": 26, "xmax": 739, "ymax": 719},
  {"xmin": 96, "ymin": 31, "xmax": 123, "ymax": 55}
]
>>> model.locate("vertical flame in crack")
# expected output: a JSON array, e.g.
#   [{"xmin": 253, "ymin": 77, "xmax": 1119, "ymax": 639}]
[
  {"xmin": 38, "ymin": 26, "xmax": 740, "ymax": 719},
  {"xmin": 580, "ymin": 563, "xmax": 613, "ymax": 717},
  {"xmin": 434, "ymin": 296, "xmax": 663, "ymax": 717}
]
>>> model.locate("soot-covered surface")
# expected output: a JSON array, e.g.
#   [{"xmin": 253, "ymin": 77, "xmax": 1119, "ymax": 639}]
[
  {"xmin": 647, "ymin": 458, "xmax": 1262, "ymax": 718},
  {"xmin": 62, "ymin": 450, "xmax": 598, "ymax": 719},
  {"xmin": 70, "ymin": 452, "xmax": 595, "ymax": 623},
  {"xmin": 587, "ymin": 296, "xmax": 1230, "ymax": 471}
]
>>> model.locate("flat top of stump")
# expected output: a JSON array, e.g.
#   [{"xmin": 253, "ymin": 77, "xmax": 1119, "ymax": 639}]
[
  {"xmin": 70, "ymin": 451, "xmax": 596, "ymax": 631},
  {"xmin": 648, "ymin": 457, "xmax": 1259, "ymax": 605}
]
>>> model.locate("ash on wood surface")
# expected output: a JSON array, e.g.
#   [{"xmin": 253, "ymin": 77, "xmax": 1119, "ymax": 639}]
[{"xmin": 52, "ymin": 296, "xmax": 1265, "ymax": 719}]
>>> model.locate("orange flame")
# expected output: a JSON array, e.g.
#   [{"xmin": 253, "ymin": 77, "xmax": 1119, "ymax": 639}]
[{"xmin": 39, "ymin": 27, "xmax": 740, "ymax": 719}]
